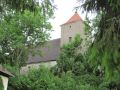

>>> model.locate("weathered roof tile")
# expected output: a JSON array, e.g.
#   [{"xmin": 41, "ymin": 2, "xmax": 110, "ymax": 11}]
[
  {"xmin": 27, "ymin": 38, "xmax": 60, "ymax": 64},
  {"xmin": 63, "ymin": 12, "xmax": 82, "ymax": 25}
]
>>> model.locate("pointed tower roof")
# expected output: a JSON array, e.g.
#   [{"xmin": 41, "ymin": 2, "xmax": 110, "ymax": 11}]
[{"xmin": 63, "ymin": 12, "xmax": 83, "ymax": 25}]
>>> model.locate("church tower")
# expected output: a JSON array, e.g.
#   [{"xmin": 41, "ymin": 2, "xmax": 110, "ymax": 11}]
[{"xmin": 60, "ymin": 12, "xmax": 85, "ymax": 45}]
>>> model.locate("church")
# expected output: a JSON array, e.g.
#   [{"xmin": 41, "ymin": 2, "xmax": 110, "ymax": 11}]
[{"xmin": 21, "ymin": 12, "xmax": 86, "ymax": 73}]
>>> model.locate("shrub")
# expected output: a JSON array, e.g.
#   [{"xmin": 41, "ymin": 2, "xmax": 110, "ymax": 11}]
[
  {"xmin": 57, "ymin": 34, "xmax": 84, "ymax": 74},
  {"xmin": 8, "ymin": 67, "xmax": 56, "ymax": 90},
  {"xmin": 9, "ymin": 66, "xmax": 99, "ymax": 90}
]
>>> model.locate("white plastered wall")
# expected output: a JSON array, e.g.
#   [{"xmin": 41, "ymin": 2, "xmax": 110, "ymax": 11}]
[
  {"xmin": 0, "ymin": 75, "xmax": 9, "ymax": 90},
  {"xmin": 61, "ymin": 20, "xmax": 88, "ymax": 53},
  {"xmin": 21, "ymin": 61, "xmax": 57, "ymax": 74},
  {"xmin": 61, "ymin": 20, "xmax": 85, "ymax": 45}
]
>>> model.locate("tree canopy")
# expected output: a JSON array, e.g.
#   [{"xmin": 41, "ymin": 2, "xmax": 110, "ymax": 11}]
[
  {"xmin": 0, "ymin": 0, "xmax": 55, "ymax": 68},
  {"xmin": 79, "ymin": 0, "xmax": 120, "ymax": 81},
  {"xmin": 0, "ymin": 0, "xmax": 54, "ymax": 13}
]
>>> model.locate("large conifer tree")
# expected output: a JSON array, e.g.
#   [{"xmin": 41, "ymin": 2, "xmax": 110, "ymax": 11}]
[{"xmin": 79, "ymin": 0, "xmax": 120, "ymax": 80}]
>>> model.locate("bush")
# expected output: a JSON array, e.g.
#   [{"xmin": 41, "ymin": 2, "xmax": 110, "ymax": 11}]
[
  {"xmin": 8, "ymin": 66, "xmax": 108, "ymax": 90},
  {"xmin": 57, "ymin": 34, "xmax": 84, "ymax": 74},
  {"xmin": 6, "ymin": 32, "xmax": 119, "ymax": 90},
  {"xmin": 8, "ymin": 67, "xmax": 55, "ymax": 90},
  {"xmin": 9, "ymin": 66, "xmax": 102, "ymax": 90}
]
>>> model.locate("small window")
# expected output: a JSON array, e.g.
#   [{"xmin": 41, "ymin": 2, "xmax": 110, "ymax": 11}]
[
  {"xmin": 28, "ymin": 66, "xmax": 31, "ymax": 69},
  {"xmin": 69, "ymin": 37, "xmax": 72, "ymax": 42}
]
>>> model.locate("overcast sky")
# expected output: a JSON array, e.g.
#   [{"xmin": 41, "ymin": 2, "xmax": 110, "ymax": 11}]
[{"xmin": 50, "ymin": 0, "xmax": 86, "ymax": 40}]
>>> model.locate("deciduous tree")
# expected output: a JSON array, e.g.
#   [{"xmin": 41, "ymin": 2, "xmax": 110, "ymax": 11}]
[{"xmin": 0, "ymin": 0, "xmax": 55, "ymax": 68}]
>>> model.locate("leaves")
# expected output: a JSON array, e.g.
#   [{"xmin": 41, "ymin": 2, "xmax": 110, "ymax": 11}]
[
  {"xmin": 80, "ymin": 0, "xmax": 120, "ymax": 82},
  {"xmin": 57, "ymin": 34, "xmax": 83, "ymax": 73},
  {"xmin": 0, "ymin": 6, "xmax": 53, "ymax": 67}
]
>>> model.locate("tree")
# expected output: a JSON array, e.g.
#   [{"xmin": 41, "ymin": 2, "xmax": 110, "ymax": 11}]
[
  {"xmin": 8, "ymin": 66, "xmax": 102, "ymax": 90},
  {"xmin": 79, "ymin": 0, "xmax": 120, "ymax": 86},
  {"xmin": 0, "ymin": 0, "xmax": 55, "ymax": 68},
  {"xmin": 56, "ymin": 34, "xmax": 85, "ymax": 74},
  {"xmin": 0, "ymin": 0, "xmax": 54, "ymax": 13},
  {"xmin": 0, "ymin": 9, "xmax": 53, "ymax": 68},
  {"xmin": 0, "ymin": 0, "xmax": 55, "ymax": 24}
]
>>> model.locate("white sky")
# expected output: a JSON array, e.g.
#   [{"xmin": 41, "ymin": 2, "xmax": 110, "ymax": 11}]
[{"xmin": 50, "ymin": 0, "xmax": 86, "ymax": 40}]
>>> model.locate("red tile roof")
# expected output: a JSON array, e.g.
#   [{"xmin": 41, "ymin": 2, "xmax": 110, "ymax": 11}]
[{"xmin": 63, "ymin": 12, "xmax": 83, "ymax": 25}]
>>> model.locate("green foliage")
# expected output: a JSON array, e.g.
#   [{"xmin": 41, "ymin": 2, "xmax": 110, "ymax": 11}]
[
  {"xmin": 8, "ymin": 65, "xmax": 113, "ymax": 90},
  {"xmin": 80, "ymin": 0, "xmax": 120, "ymax": 17},
  {"xmin": 57, "ymin": 34, "xmax": 83, "ymax": 73},
  {"xmin": 0, "ymin": 0, "xmax": 55, "ymax": 14},
  {"xmin": 8, "ymin": 67, "xmax": 54, "ymax": 90},
  {"xmin": 2, "ymin": 64, "xmax": 18, "ymax": 76},
  {"xmin": 79, "ymin": 0, "xmax": 120, "ymax": 82},
  {"xmin": 0, "ymin": 0, "xmax": 37, "ymax": 12},
  {"xmin": 1, "ymin": 1, "xmax": 120, "ymax": 89},
  {"xmin": 0, "ymin": 9, "xmax": 53, "ymax": 67},
  {"xmin": 8, "ymin": 68, "xmax": 66, "ymax": 90},
  {"xmin": 86, "ymin": 12, "xmax": 120, "ymax": 82},
  {"xmin": 8, "ymin": 67, "xmax": 78, "ymax": 90},
  {"xmin": 0, "ymin": 0, "xmax": 55, "ymax": 68}
]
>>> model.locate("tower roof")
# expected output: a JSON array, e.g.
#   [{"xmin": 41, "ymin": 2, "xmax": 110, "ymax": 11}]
[{"xmin": 63, "ymin": 12, "xmax": 83, "ymax": 25}]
